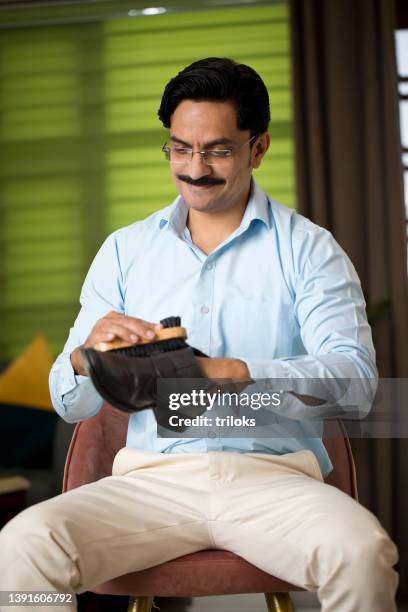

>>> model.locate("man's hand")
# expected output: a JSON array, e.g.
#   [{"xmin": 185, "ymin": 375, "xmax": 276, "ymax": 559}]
[
  {"xmin": 195, "ymin": 357, "xmax": 253, "ymax": 396},
  {"xmin": 196, "ymin": 357, "xmax": 252, "ymax": 381},
  {"xmin": 70, "ymin": 312, "xmax": 161, "ymax": 376}
]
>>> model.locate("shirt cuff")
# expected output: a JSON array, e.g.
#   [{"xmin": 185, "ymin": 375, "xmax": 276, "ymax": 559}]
[{"xmin": 58, "ymin": 354, "xmax": 89, "ymax": 397}]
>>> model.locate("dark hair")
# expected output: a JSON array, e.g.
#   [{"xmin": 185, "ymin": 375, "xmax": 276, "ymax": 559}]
[{"xmin": 158, "ymin": 57, "xmax": 270, "ymax": 137}]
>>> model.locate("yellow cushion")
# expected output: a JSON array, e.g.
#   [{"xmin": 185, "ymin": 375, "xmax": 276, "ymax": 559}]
[{"xmin": 0, "ymin": 336, "xmax": 54, "ymax": 411}]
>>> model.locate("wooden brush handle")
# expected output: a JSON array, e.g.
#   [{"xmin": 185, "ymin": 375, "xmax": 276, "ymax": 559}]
[{"xmin": 93, "ymin": 326, "xmax": 187, "ymax": 352}]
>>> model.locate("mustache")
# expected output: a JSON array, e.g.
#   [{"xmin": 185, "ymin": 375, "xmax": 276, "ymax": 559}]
[{"xmin": 177, "ymin": 174, "xmax": 226, "ymax": 187}]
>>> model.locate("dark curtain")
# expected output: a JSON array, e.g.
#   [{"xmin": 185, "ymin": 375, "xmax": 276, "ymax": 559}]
[{"xmin": 289, "ymin": 0, "xmax": 408, "ymax": 596}]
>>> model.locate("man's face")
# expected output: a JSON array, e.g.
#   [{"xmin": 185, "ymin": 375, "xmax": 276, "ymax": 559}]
[{"xmin": 168, "ymin": 99, "xmax": 269, "ymax": 214}]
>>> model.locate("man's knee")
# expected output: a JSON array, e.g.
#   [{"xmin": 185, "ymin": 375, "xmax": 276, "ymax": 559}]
[
  {"xmin": 316, "ymin": 520, "xmax": 398, "ymax": 583},
  {"xmin": 1, "ymin": 500, "xmax": 65, "ymax": 553},
  {"xmin": 343, "ymin": 529, "xmax": 398, "ymax": 569}
]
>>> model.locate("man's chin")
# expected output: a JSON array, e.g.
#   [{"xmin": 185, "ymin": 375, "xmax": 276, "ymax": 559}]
[{"xmin": 179, "ymin": 182, "xmax": 223, "ymax": 208}]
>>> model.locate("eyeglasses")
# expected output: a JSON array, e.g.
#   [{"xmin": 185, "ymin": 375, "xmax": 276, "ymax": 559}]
[{"xmin": 162, "ymin": 135, "xmax": 258, "ymax": 166}]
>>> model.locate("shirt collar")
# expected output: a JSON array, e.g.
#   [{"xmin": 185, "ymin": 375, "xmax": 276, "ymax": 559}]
[
  {"xmin": 158, "ymin": 177, "xmax": 272, "ymax": 235},
  {"xmin": 240, "ymin": 178, "xmax": 271, "ymax": 230}
]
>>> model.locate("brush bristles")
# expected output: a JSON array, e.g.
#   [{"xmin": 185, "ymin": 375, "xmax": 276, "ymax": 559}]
[{"xmin": 112, "ymin": 337, "xmax": 188, "ymax": 357}]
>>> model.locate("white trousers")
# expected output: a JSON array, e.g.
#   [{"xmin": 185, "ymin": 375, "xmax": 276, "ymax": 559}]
[{"xmin": 0, "ymin": 448, "xmax": 399, "ymax": 612}]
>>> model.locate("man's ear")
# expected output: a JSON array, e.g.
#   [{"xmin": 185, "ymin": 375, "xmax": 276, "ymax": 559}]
[{"xmin": 251, "ymin": 132, "xmax": 270, "ymax": 169}]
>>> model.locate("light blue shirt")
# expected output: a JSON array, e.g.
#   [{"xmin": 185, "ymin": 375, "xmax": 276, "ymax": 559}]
[{"xmin": 49, "ymin": 179, "xmax": 377, "ymax": 478}]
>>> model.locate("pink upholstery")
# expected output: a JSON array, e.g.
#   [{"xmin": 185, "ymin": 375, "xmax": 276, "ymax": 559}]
[{"xmin": 63, "ymin": 403, "xmax": 358, "ymax": 597}]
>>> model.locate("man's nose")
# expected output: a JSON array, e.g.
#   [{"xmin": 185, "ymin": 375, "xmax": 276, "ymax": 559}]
[{"xmin": 187, "ymin": 152, "xmax": 212, "ymax": 179}]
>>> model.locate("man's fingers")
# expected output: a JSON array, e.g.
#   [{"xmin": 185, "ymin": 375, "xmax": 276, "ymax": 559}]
[
  {"xmin": 84, "ymin": 313, "xmax": 162, "ymax": 349},
  {"xmin": 91, "ymin": 323, "xmax": 140, "ymax": 346},
  {"xmin": 105, "ymin": 313, "xmax": 159, "ymax": 339}
]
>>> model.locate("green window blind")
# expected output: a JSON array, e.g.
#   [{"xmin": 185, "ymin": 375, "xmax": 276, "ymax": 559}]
[{"xmin": 0, "ymin": 2, "xmax": 295, "ymax": 361}]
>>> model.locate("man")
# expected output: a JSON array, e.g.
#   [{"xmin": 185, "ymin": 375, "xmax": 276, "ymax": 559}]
[{"xmin": 0, "ymin": 58, "xmax": 398, "ymax": 611}]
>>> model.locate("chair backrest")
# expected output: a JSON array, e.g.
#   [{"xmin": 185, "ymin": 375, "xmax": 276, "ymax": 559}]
[{"xmin": 63, "ymin": 403, "xmax": 358, "ymax": 500}]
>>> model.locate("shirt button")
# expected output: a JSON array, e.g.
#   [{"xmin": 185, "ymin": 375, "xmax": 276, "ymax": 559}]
[
  {"xmin": 200, "ymin": 305, "xmax": 210, "ymax": 314},
  {"xmin": 206, "ymin": 263, "xmax": 213, "ymax": 271}
]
